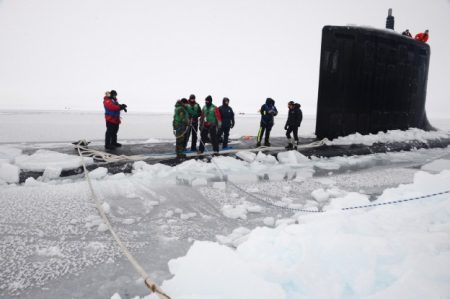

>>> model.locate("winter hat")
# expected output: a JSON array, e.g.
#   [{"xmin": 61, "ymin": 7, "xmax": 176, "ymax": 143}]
[
  {"xmin": 189, "ymin": 94, "xmax": 196, "ymax": 100},
  {"xmin": 288, "ymin": 101, "xmax": 295, "ymax": 106},
  {"xmin": 223, "ymin": 97, "xmax": 230, "ymax": 105},
  {"xmin": 205, "ymin": 95, "xmax": 212, "ymax": 103},
  {"xmin": 266, "ymin": 98, "xmax": 275, "ymax": 105},
  {"xmin": 180, "ymin": 98, "xmax": 188, "ymax": 104},
  {"xmin": 110, "ymin": 90, "xmax": 117, "ymax": 97}
]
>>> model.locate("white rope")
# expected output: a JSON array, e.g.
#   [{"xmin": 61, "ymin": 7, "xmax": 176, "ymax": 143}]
[
  {"xmin": 75, "ymin": 144, "xmax": 148, "ymax": 163},
  {"xmin": 76, "ymin": 147, "xmax": 171, "ymax": 299},
  {"xmin": 297, "ymin": 139, "xmax": 326, "ymax": 148}
]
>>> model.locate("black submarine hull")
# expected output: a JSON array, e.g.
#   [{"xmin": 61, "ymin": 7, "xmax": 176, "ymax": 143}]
[{"xmin": 316, "ymin": 26, "xmax": 433, "ymax": 140}]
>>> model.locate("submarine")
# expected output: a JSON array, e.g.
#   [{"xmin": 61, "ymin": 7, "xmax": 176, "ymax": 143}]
[{"xmin": 315, "ymin": 9, "xmax": 433, "ymax": 139}]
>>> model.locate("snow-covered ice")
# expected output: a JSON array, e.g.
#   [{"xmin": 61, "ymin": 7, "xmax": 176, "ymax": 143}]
[
  {"xmin": 1, "ymin": 111, "xmax": 450, "ymax": 299},
  {"xmin": 14, "ymin": 149, "xmax": 94, "ymax": 171},
  {"xmin": 142, "ymin": 170, "xmax": 450, "ymax": 299}
]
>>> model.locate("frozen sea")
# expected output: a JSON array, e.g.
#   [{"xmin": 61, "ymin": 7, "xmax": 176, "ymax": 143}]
[{"xmin": 1, "ymin": 110, "xmax": 450, "ymax": 299}]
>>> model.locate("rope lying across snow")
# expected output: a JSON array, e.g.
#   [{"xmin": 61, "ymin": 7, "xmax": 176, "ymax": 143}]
[
  {"xmin": 75, "ymin": 143, "xmax": 148, "ymax": 163},
  {"xmin": 340, "ymin": 190, "xmax": 450, "ymax": 211},
  {"xmin": 76, "ymin": 147, "xmax": 171, "ymax": 299}
]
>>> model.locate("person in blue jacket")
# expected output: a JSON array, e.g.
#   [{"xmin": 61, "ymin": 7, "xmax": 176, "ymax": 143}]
[
  {"xmin": 218, "ymin": 97, "xmax": 235, "ymax": 150},
  {"xmin": 256, "ymin": 98, "xmax": 278, "ymax": 147}
]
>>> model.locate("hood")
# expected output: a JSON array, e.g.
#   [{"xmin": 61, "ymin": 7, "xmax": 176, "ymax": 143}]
[
  {"xmin": 266, "ymin": 98, "xmax": 275, "ymax": 106},
  {"xmin": 175, "ymin": 100, "xmax": 183, "ymax": 108}
]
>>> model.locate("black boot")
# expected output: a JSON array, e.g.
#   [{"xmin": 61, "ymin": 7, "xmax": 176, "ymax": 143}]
[
  {"xmin": 176, "ymin": 153, "xmax": 187, "ymax": 160},
  {"xmin": 285, "ymin": 138, "xmax": 292, "ymax": 150}
]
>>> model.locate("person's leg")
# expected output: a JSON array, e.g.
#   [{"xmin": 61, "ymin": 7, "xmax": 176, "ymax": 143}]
[
  {"xmin": 285, "ymin": 126, "xmax": 293, "ymax": 149},
  {"xmin": 191, "ymin": 122, "xmax": 198, "ymax": 151},
  {"xmin": 184, "ymin": 125, "xmax": 191, "ymax": 151},
  {"xmin": 293, "ymin": 127, "xmax": 298, "ymax": 140},
  {"xmin": 198, "ymin": 126, "xmax": 208, "ymax": 153},
  {"xmin": 175, "ymin": 124, "xmax": 186, "ymax": 157},
  {"xmin": 105, "ymin": 122, "xmax": 114, "ymax": 148},
  {"xmin": 112, "ymin": 124, "xmax": 120, "ymax": 146},
  {"xmin": 264, "ymin": 123, "xmax": 273, "ymax": 146},
  {"xmin": 293, "ymin": 127, "xmax": 299, "ymax": 149},
  {"xmin": 286, "ymin": 126, "xmax": 292, "ymax": 139},
  {"xmin": 210, "ymin": 125, "xmax": 219, "ymax": 153},
  {"xmin": 257, "ymin": 122, "xmax": 266, "ymax": 146},
  {"xmin": 217, "ymin": 127, "xmax": 223, "ymax": 143},
  {"xmin": 223, "ymin": 127, "xmax": 230, "ymax": 148}
]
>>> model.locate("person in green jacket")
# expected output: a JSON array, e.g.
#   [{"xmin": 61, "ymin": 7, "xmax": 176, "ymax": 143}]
[
  {"xmin": 173, "ymin": 98, "xmax": 190, "ymax": 159},
  {"xmin": 198, "ymin": 95, "xmax": 222, "ymax": 154},
  {"xmin": 184, "ymin": 94, "xmax": 202, "ymax": 152}
]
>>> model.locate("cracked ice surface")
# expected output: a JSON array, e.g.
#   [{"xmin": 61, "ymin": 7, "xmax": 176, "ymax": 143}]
[{"xmin": 1, "ymin": 146, "xmax": 450, "ymax": 298}]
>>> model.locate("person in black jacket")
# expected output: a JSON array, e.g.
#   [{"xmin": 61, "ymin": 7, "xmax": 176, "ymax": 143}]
[
  {"xmin": 257, "ymin": 98, "xmax": 278, "ymax": 147},
  {"xmin": 218, "ymin": 97, "xmax": 235, "ymax": 149},
  {"xmin": 284, "ymin": 101, "xmax": 303, "ymax": 150},
  {"xmin": 401, "ymin": 29, "xmax": 412, "ymax": 38}
]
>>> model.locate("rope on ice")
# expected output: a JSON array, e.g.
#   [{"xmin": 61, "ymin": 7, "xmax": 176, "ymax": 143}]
[{"xmin": 76, "ymin": 146, "xmax": 171, "ymax": 299}]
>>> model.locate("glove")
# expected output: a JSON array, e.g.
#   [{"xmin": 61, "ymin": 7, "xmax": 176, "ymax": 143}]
[
  {"xmin": 231, "ymin": 121, "xmax": 235, "ymax": 129},
  {"xmin": 120, "ymin": 104, "xmax": 128, "ymax": 112},
  {"xmin": 284, "ymin": 124, "xmax": 288, "ymax": 130}
]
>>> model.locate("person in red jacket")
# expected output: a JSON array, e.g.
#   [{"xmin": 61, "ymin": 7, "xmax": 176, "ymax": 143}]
[
  {"xmin": 415, "ymin": 30, "xmax": 429, "ymax": 43},
  {"xmin": 103, "ymin": 90, "xmax": 127, "ymax": 150}
]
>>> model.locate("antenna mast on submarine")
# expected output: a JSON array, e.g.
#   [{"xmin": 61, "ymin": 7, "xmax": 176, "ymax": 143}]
[{"xmin": 386, "ymin": 8, "xmax": 395, "ymax": 30}]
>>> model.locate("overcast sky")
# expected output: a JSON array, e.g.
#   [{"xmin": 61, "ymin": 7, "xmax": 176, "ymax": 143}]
[{"xmin": 0, "ymin": 0, "xmax": 449, "ymax": 116}]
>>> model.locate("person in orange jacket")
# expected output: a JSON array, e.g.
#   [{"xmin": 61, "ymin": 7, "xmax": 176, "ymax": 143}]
[{"xmin": 415, "ymin": 30, "xmax": 429, "ymax": 43}]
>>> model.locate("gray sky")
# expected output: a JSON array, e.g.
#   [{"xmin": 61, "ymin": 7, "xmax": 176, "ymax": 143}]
[{"xmin": 0, "ymin": 0, "xmax": 449, "ymax": 116}]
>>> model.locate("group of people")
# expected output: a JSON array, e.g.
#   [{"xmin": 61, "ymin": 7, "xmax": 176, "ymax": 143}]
[
  {"xmin": 172, "ymin": 95, "xmax": 303, "ymax": 159},
  {"xmin": 102, "ymin": 91, "xmax": 303, "ymax": 159},
  {"xmin": 402, "ymin": 29, "xmax": 429, "ymax": 42},
  {"xmin": 173, "ymin": 95, "xmax": 235, "ymax": 159}
]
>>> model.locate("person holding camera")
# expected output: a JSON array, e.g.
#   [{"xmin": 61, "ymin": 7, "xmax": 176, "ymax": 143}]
[{"xmin": 103, "ymin": 90, "xmax": 127, "ymax": 150}]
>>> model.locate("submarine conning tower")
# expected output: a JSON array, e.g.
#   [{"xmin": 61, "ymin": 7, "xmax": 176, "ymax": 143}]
[{"xmin": 315, "ymin": 10, "xmax": 433, "ymax": 140}]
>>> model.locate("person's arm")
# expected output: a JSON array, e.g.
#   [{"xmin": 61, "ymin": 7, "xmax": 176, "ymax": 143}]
[
  {"xmin": 215, "ymin": 107, "xmax": 222, "ymax": 127},
  {"xmin": 273, "ymin": 106, "xmax": 278, "ymax": 116},
  {"xmin": 104, "ymin": 99, "xmax": 121, "ymax": 111},
  {"xmin": 260, "ymin": 105, "xmax": 266, "ymax": 116},
  {"xmin": 182, "ymin": 109, "xmax": 189, "ymax": 125},
  {"xmin": 230, "ymin": 107, "xmax": 235, "ymax": 128},
  {"xmin": 285, "ymin": 112, "xmax": 290, "ymax": 130},
  {"xmin": 299, "ymin": 109, "xmax": 303, "ymax": 124},
  {"xmin": 199, "ymin": 108, "xmax": 205, "ymax": 127}
]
